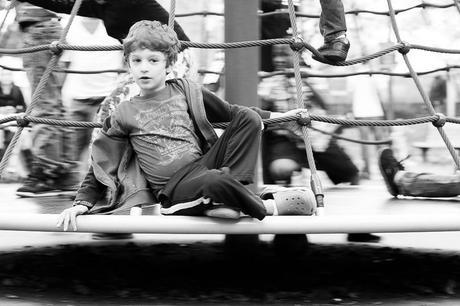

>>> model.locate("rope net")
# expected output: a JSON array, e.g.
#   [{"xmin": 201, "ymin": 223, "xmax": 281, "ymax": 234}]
[{"xmin": 0, "ymin": 0, "xmax": 458, "ymax": 213}]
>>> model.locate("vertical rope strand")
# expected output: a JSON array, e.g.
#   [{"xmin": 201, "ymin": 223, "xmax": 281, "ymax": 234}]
[
  {"xmin": 387, "ymin": 0, "xmax": 460, "ymax": 170},
  {"xmin": 0, "ymin": 0, "xmax": 84, "ymax": 177},
  {"xmin": 454, "ymin": 0, "xmax": 460, "ymax": 14},
  {"xmin": 287, "ymin": 0, "xmax": 325, "ymax": 214},
  {"xmin": 168, "ymin": 0, "xmax": 176, "ymax": 29}
]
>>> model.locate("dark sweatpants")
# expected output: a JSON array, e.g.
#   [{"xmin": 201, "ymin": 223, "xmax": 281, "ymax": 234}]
[{"xmin": 159, "ymin": 108, "xmax": 267, "ymax": 220}]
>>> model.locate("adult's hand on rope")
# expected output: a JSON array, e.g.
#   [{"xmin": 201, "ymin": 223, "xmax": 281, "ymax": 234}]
[{"xmin": 56, "ymin": 205, "xmax": 89, "ymax": 231}]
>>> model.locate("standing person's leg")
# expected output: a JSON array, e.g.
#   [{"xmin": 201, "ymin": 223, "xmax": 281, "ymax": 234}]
[
  {"xmin": 316, "ymin": 0, "xmax": 350, "ymax": 62},
  {"xmin": 68, "ymin": 97, "xmax": 104, "ymax": 162},
  {"xmin": 17, "ymin": 20, "xmax": 80, "ymax": 196}
]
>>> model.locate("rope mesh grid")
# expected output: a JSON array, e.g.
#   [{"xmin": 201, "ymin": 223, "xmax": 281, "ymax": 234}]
[{"xmin": 0, "ymin": 0, "xmax": 457, "ymax": 200}]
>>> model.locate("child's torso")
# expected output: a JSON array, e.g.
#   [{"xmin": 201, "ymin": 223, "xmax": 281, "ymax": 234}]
[{"xmin": 118, "ymin": 84, "xmax": 203, "ymax": 188}]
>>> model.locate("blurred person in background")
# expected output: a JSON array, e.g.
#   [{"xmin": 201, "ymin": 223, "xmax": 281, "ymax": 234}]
[
  {"xmin": 259, "ymin": 43, "xmax": 380, "ymax": 243},
  {"xmin": 60, "ymin": 16, "xmax": 123, "ymax": 173},
  {"xmin": 15, "ymin": 2, "xmax": 78, "ymax": 197},
  {"xmin": 429, "ymin": 75, "xmax": 447, "ymax": 113},
  {"xmin": 259, "ymin": 43, "xmax": 359, "ymax": 187},
  {"xmin": 0, "ymin": 67, "xmax": 26, "ymax": 159}
]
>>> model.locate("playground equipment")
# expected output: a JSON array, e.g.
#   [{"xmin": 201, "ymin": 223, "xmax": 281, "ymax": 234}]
[{"xmin": 0, "ymin": 0, "xmax": 459, "ymax": 236}]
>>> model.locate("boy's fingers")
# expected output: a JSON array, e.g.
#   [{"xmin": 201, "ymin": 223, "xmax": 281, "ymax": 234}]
[
  {"xmin": 63, "ymin": 213, "xmax": 70, "ymax": 232},
  {"xmin": 71, "ymin": 213, "xmax": 78, "ymax": 231},
  {"xmin": 56, "ymin": 214, "xmax": 64, "ymax": 227}
]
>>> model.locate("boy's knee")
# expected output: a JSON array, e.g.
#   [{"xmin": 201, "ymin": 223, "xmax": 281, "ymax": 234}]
[
  {"xmin": 236, "ymin": 108, "xmax": 263, "ymax": 131},
  {"xmin": 203, "ymin": 169, "xmax": 230, "ymax": 191}
]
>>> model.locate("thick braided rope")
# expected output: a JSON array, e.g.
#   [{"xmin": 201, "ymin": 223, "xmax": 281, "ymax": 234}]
[
  {"xmin": 6, "ymin": 62, "xmax": 460, "ymax": 79},
  {"xmin": 0, "ymin": 0, "xmax": 83, "ymax": 178},
  {"xmin": 287, "ymin": 0, "xmax": 324, "ymax": 209},
  {"xmin": 387, "ymin": 0, "xmax": 460, "ymax": 170},
  {"xmin": 175, "ymin": 3, "xmax": 457, "ymax": 18},
  {"xmin": 0, "ymin": 113, "xmax": 451, "ymax": 129},
  {"xmin": 452, "ymin": 0, "xmax": 460, "ymax": 14},
  {"xmin": 168, "ymin": 0, "xmax": 176, "ymax": 29},
  {"xmin": 308, "ymin": 126, "xmax": 392, "ymax": 146},
  {"xmin": 3, "ymin": 40, "xmax": 460, "ymax": 69}
]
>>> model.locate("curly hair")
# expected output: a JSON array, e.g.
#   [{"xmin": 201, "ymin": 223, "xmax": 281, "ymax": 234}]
[{"xmin": 123, "ymin": 20, "xmax": 181, "ymax": 66}]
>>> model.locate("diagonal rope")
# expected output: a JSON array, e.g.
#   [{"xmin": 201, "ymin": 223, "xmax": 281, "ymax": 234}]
[
  {"xmin": 0, "ymin": 0, "xmax": 84, "ymax": 178},
  {"xmin": 287, "ymin": 0, "xmax": 324, "ymax": 213},
  {"xmin": 387, "ymin": 0, "xmax": 460, "ymax": 170}
]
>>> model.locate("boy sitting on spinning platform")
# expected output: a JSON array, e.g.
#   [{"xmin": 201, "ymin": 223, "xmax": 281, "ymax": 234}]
[{"xmin": 57, "ymin": 20, "xmax": 315, "ymax": 231}]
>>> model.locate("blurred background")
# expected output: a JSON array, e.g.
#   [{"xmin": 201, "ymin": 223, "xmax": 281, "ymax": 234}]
[{"xmin": 0, "ymin": 0, "xmax": 459, "ymax": 183}]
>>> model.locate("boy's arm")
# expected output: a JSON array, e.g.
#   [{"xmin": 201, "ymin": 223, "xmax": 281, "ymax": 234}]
[
  {"xmin": 201, "ymin": 87, "xmax": 271, "ymax": 122},
  {"xmin": 73, "ymin": 165, "xmax": 107, "ymax": 210}
]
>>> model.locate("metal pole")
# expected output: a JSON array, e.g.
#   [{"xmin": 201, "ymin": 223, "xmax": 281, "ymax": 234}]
[
  {"xmin": 224, "ymin": 0, "xmax": 259, "ymax": 108},
  {"xmin": 3, "ymin": 214, "xmax": 460, "ymax": 234}
]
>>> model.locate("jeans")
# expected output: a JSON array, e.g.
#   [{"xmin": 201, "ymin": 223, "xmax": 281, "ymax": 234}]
[
  {"xmin": 69, "ymin": 97, "xmax": 104, "ymax": 161},
  {"xmin": 396, "ymin": 171, "xmax": 460, "ymax": 197},
  {"xmin": 319, "ymin": 0, "xmax": 347, "ymax": 41},
  {"xmin": 22, "ymin": 20, "xmax": 74, "ymax": 180}
]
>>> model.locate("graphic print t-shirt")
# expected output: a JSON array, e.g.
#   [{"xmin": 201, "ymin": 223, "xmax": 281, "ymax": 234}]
[{"xmin": 104, "ymin": 83, "xmax": 203, "ymax": 189}]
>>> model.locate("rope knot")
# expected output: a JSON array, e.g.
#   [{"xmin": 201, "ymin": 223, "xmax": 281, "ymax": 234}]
[
  {"xmin": 432, "ymin": 113, "xmax": 447, "ymax": 127},
  {"xmin": 49, "ymin": 41, "xmax": 62, "ymax": 55},
  {"xmin": 290, "ymin": 35, "xmax": 305, "ymax": 52},
  {"xmin": 398, "ymin": 41, "xmax": 410, "ymax": 55},
  {"xmin": 296, "ymin": 111, "xmax": 311, "ymax": 126},
  {"xmin": 16, "ymin": 114, "xmax": 30, "ymax": 127}
]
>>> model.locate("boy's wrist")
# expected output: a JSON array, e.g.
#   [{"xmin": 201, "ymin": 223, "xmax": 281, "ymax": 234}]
[{"xmin": 73, "ymin": 200, "xmax": 93, "ymax": 210}]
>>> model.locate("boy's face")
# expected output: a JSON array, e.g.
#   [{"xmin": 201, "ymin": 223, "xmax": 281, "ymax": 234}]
[{"xmin": 128, "ymin": 48, "xmax": 169, "ymax": 96}]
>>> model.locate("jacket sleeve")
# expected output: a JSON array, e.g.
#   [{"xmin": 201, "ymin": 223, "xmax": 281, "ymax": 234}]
[
  {"xmin": 201, "ymin": 87, "xmax": 271, "ymax": 123},
  {"xmin": 73, "ymin": 165, "xmax": 107, "ymax": 207},
  {"xmin": 18, "ymin": 0, "xmax": 190, "ymax": 43},
  {"xmin": 73, "ymin": 108, "xmax": 129, "ymax": 206}
]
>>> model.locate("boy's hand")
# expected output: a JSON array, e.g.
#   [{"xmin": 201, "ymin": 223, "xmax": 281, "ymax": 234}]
[
  {"xmin": 271, "ymin": 109, "xmax": 310, "ymax": 138},
  {"xmin": 56, "ymin": 205, "xmax": 89, "ymax": 232}
]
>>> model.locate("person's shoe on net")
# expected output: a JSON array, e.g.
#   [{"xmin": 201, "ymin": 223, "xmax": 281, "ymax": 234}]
[
  {"xmin": 315, "ymin": 34, "xmax": 350, "ymax": 62},
  {"xmin": 16, "ymin": 177, "xmax": 58, "ymax": 197},
  {"xmin": 16, "ymin": 175, "xmax": 77, "ymax": 197},
  {"xmin": 378, "ymin": 148, "xmax": 405, "ymax": 197}
]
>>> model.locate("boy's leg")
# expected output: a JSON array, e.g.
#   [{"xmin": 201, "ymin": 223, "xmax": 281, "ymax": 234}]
[
  {"xmin": 200, "ymin": 108, "xmax": 263, "ymax": 184},
  {"xmin": 160, "ymin": 163, "xmax": 267, "ymax": 220},
  {"xmin": 160, "ymin": 108, "xmax": 267, "ymax": 219}
]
